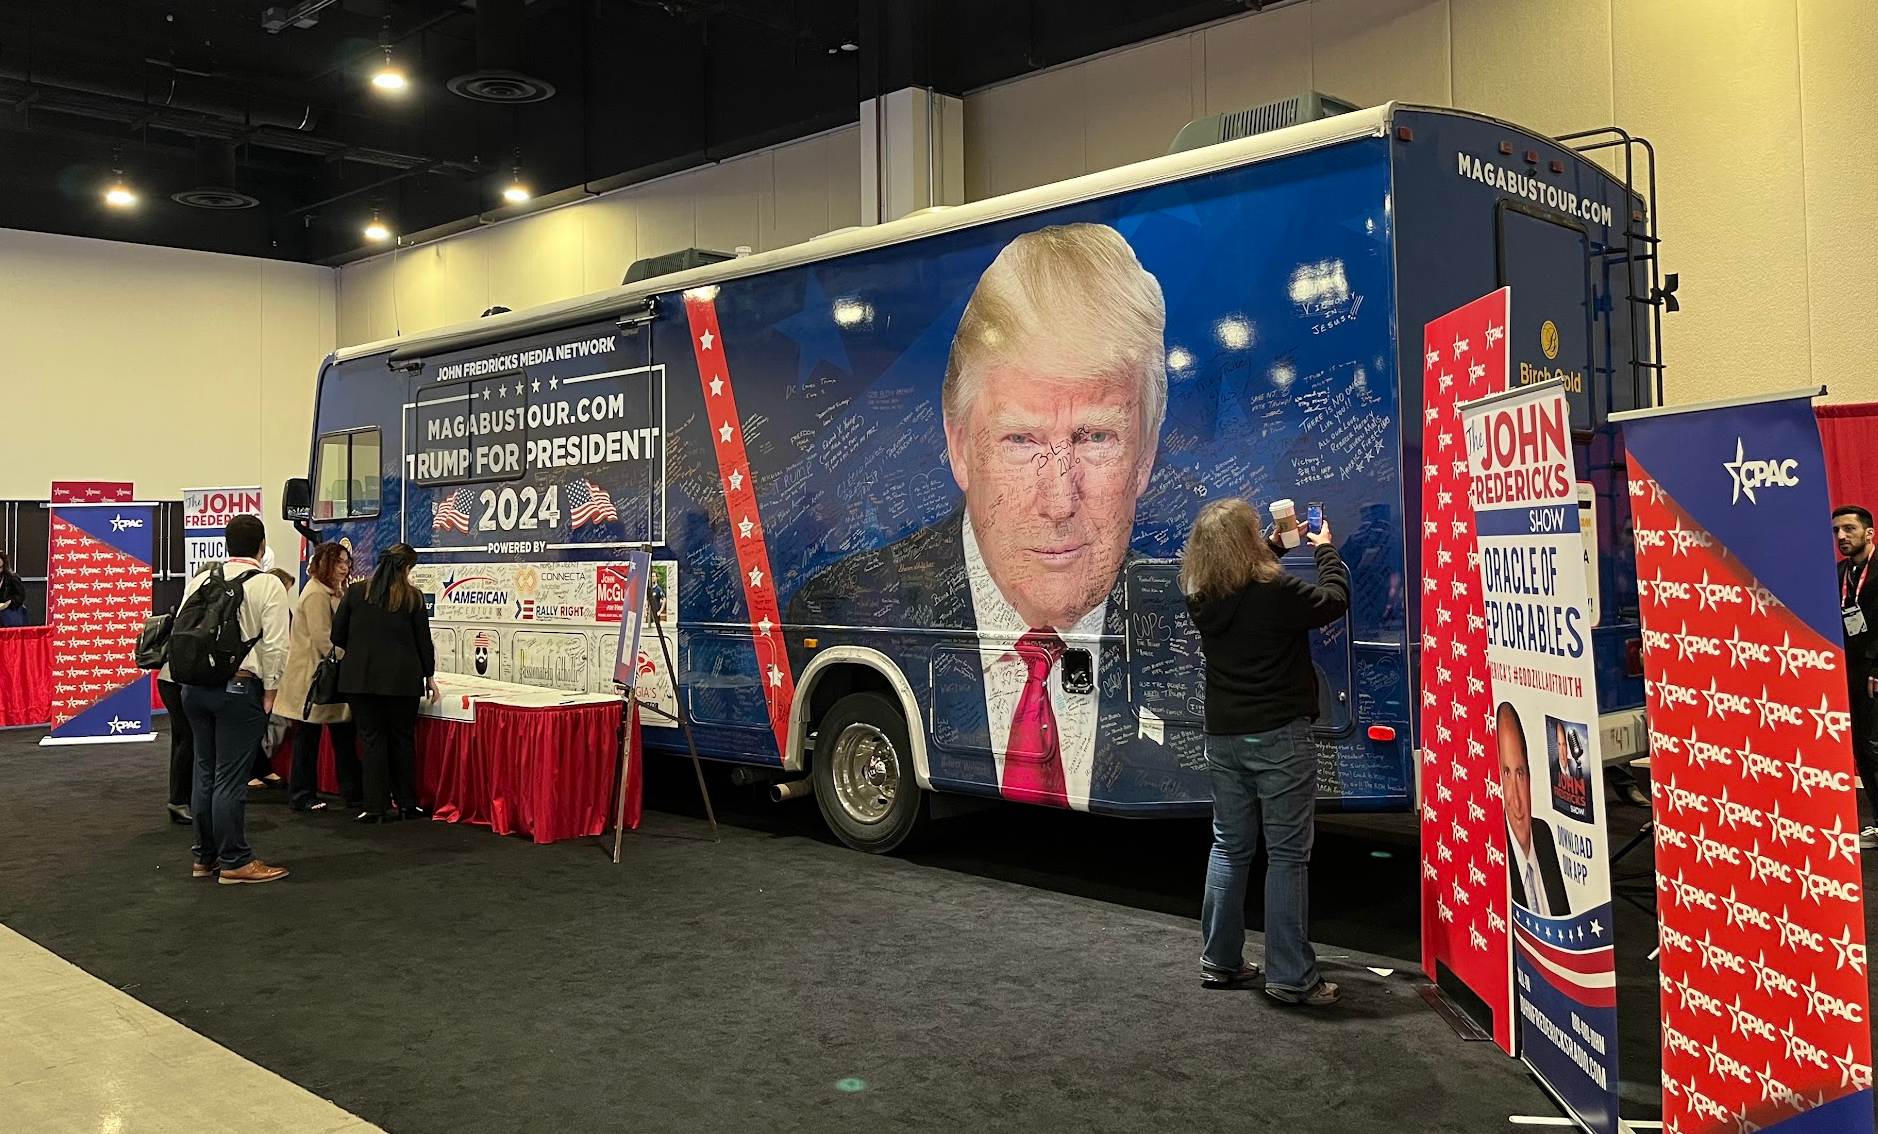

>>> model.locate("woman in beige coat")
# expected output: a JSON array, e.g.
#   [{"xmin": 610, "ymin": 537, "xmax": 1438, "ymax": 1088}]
[{"xmin": 278, "ymin": 541, "xmax": 363, "ymax": 812}]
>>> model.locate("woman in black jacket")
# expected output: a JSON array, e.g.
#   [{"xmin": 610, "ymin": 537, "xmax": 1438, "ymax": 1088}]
[
  {"xmin": 1182, "ymin": 499, "xmax": 1349, "ymax": 1008},
  {"xmin": 331, "ymin": 543, "xmax": 438, "ymax": 823},
  {"xmin": 0, "ymin": 551, "xmax": 28, "ymax": 627}
]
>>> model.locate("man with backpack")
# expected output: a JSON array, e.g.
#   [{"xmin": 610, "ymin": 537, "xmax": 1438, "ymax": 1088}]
[{"xmin": 173, "ymin": 515, "xmax": 291, "ymax": 885}]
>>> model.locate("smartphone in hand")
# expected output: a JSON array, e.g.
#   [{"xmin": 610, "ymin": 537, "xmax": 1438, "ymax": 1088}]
[{"xmin": 1307, "ymin": 502, "xmax": 1324, "ymax": 535}]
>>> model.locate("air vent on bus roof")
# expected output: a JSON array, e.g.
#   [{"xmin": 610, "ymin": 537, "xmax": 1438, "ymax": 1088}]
[
  {"xmin": 1167, "ymin": 91, "xmax": 1360, "ymax": 154},
  {"xmin": 622, "ymin": 247, "xmax": 738, "ymax": 286}
]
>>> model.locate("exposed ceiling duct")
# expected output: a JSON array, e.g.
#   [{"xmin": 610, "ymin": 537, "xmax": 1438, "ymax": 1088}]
[
  {"xmin": 447, "ymin": 0, "xmax": 555, "ymax": 104},
  {"xmin": 171, "ymin": 139, "xmax": 259, "ymax": 209}
]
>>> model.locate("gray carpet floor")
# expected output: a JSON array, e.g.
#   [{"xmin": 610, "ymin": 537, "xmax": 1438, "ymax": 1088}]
[{"xmin": 0, "ymin": 721, "xmax": 1561, "ymax": 1133}]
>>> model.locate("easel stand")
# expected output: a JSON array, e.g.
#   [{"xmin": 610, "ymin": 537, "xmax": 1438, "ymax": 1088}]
[{"xmin": 608, "ymin": 602, "xmax": 718, "ymax": 863}]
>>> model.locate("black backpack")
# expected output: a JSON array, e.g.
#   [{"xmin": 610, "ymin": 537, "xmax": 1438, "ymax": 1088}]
[{"xmin": 168, "ymin": 565, "xmax": 261, "ymax": 686}]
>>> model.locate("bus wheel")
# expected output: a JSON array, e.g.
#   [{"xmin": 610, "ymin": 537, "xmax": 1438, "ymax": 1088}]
[{"xmin": 812, "ymin": 692, "xmax": 925, "ymax": 854}]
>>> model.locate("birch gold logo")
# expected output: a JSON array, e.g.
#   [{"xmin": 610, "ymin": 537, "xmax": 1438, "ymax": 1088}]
[{"xmin": 1540, "ymin": 320, "xmax": 1560, "ymax": 360}]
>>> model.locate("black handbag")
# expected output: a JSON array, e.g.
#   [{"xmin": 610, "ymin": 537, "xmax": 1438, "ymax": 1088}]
[
  {"xmin": 305, "ymin": 649, "xmax": 343, "ymax": 715},
  {"xmin": 134, "ymin": 611, "xmax": 173, "ymax": 670}
]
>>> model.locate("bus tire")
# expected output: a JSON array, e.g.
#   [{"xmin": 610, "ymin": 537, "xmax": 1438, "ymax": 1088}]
[{"xmin": 812, "ymin": 691, "xmax": 925, "ymax": 854}]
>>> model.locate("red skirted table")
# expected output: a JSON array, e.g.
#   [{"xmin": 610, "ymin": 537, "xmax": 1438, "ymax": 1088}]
[
  {"xmin": 0, "ymin": 626, "xmax": 52, "ymax": 727},
  {"xmin": 274, "ymin": 696, "xmax": 637, "ymax": 844}
]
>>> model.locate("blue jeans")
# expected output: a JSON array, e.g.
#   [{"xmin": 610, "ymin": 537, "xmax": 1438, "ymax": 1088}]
[
  {"xmin": 181, "ymin": 679, "xmax": 268, "ymax": 871},
  {"xmin": 1200, "ymin": 718, "xmax": 1320, "ymax": 993}
]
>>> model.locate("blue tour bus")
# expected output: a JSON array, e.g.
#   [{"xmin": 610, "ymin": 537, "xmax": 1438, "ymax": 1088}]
[{"xmin": 289, "ymin": 102, "xmax": 1654, "ymax": 852}]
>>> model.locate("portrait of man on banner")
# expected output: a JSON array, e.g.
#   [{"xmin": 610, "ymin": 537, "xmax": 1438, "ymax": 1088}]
[{"xmin": 1498, "ymin": 698, "xmax": 1570, "ymax": 918}]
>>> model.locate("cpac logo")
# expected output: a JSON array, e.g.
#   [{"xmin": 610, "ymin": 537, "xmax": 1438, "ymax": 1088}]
[
  {"xmin": 1797, "ymin": 856, "xmax": 1861, "ymax": 904},
  {"xmin": 1694, "ymin": 573, "xmax": 1744, "ymax": 611},
  {"xmin": 1636, "ymin": 528, "xmax": 1666, "ymax": 550},
  {"xmin": 1738, "ymin": 738, "xmax": 1785, "ymax": 784},
  {"xmin": 1692, "ymin": 825, "xmax": 1742, "ymax": 868},
  {"xmin": 1660, "ymin": 923, "xmax": 1695, "ymax": 954},
  {"xmin": 1449, "ymin": 699, "xmax": 1469, "ymax": 720},
  {"xmin": 1725, "ymin": 437, "xmax": 1800, "ymax": 504},
  {"xmin": 106, "ymin": 716, "xmax": 142, "ymax": 734},
  {"xmin": 1781, "ymin": 1019, "xmax": 1833, "ymax": 1070},
  {"xmin": 1663, "ymin": 1023, "xmax": 1702, "ymax": 1059},
  {"xmin": 1698, "ymin": 681, "xmax": 1749, "ymax": 721},
  {"xmin": 1745, "ymin": 841, "xmax": 1795, "ymax": 884},
  {"xmin": 1647, "ymin": 729, "xmax": 1681, "ymax": 754},
  {"xmin": 1436, "ymin": 841, "xmax": 1454, "ymax": 863},
  {"xmin": 1821, "ymin": 814, "xmax": 1862, "ymax": 865},
  {"xmin": 1754, "ymin": 1065, "xmax": 1804, "ymax": 1114},
  {"xmin": 1468, "ymin": 861, "xmax": 1487, "ymax": 888},
  {"xmin": 1653, "ymin": 824, "xmax": 1690, "ymax": 851},
  {"xmin": 1467, "ymin": 613, "xmax": 1485, "ymax": 633},
  {"xmin": 1773, "ymin": 632, "xmax": 1838, "ymax": 677},
  {"xmin": 1466, "ymin": 675, "xmax": 1485, "ymax": 696},
  {"xmin": 1749, "ymin": 951, "xmax": 1801, "ymax": 999},
  {"xmin": 1830, "ymin": 924, "xmax": 1867, "ymax": 975},
  {"xmin": 1434, "ymin": 724, "xmax": 1452, "ymax": 745},
  {"xmin": 1803, "ymin": 973, "xmax": 1864, "ymax": 1024},
  {"xmin": 1484, "ymin": 775, "xmax": 1504, "ymax": 802},
  {"xmin": 1654, "ymin": 680, "xmax": 1700, "ymax": 709},
  {"xmin": 1810, "ymin": 695, "xmax": 1851, "ymax": 741},
  {"xmin": 1468, "ymin": 923, "xmax": 1489, "ymax": 951},
  {"xmin": 1663, "ymin": 870, "xmax": 1719, "ymax": 910},
  {"xmin": 1773, "ymin": 905, "xmax": 1825, "ymax": 953},
  {"xmin": 108, "ymin": 514, "xmax": 144, "ymax": 532},
  {"xmin": 1712, "ymin": 787, "xmax": 1760, "ymax": 830},
  {"xmin": 1669, "ymin": 521, "xmax": 1713, "ymax": 555},
  {"xmin": 1467, "ymin": 798, "xmax": 1487, "ymax": 824},
  {"xmin": 1450, "ymin": 819, "xmax": 1470, "ymax": 845},
  {"xmin": 1436, "ymin": 605, "xmax": 1453, "ymax": 624},
  {"xmin": 1437, "ymin": 898, "xmax": 1454, "ymax": 923},
  {"xmin": 1696, "ymin": 930, "xmax": 1750, "ymax": 975},
  {"xmin": 1787, "ymin": 751, "xmax": 1851, "ymax": 796},
  {"xmin": 1726, "ymin": 997, "xmax": 1779, "ymax": 1044},
  {"xmin": 1436, "ymin": 780, "xmax": 1454, "ymax": 803},
  {"xmin": 1755, "ymin": 687, "xmax": 1806, "ymax": 729},
  {"xmin": 1643, "ymin": 629, "xmax": 1673, "ymax": 653},
  {"xmin": 1423, "ymin": 860, "xmax": 1439, "ymax": 881},
  {"xmin": 1687, "ymin": 732, "xmax": 1736, "ymax": 771},
  {"xmin": 1686, "ymin": 1087, "xmax": 1732, "ymax": 1126},
  {"xmin": 1652, "ymin": 574, "xmax": 1692, "ymax": 605},
  {"xmin": 1764, "ymin": 801, "xmax": 1817, "ymax": 849},
  {"xmin": 1485, "ymin": 841, "xmax": 1506, "ymax": 866},
  {"xmin": 1451, "ymin": 880, "xmax": 1471, "ymax": 907},
  {"xmin": 1672, "ymin": 974, "xmax": 1727, "ymax": 1018},
  {"xmin": 1676, "ymin": 625, "xmax": 1724, "ymax": 662},
  {"xmin": 1725, "ymin": 627, "xmax": 1771, "ymax": 667},
  {"xmin": 1658, "ymin": 776, "xmax": 1710, "ymax": 817},
  {"xmin": 1706, "ymin": 1045, "xmax": 1755, "ymax": 1086},
  {"xmin": 1424, "ymin": 520, "xmax": 1438, "ymax": 537}
]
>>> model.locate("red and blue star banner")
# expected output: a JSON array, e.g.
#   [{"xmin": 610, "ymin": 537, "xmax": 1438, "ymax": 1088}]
[
  {"xmin": 42, "ymin": 503, "xmax": 156, "ymax": 746},
  {"xmin": 1616, "ymin": 390, "xmax": 1873, "ymax": 1134}
]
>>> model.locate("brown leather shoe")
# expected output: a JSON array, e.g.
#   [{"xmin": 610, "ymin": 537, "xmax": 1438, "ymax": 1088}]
[
  {"xmin": 216, "ymin": 860, "xmax": 289, "ymax": 885},
  {"xmin": 191, "ymin": 861, "xmax": 219, "ymax": 879}
]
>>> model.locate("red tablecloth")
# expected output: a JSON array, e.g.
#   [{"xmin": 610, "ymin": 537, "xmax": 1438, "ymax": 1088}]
[
  {"xmin": 272, "ymin": 699, "xmax": 635, "ymax": 845},
  {"xmin": 0, "ymin": 626, "xmax": 52, "ymax": 727}
]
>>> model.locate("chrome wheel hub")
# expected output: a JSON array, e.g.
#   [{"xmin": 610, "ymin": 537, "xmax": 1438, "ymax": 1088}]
[{"xmin": 829, "ymin": 722, "xmax": 899, "ymax": 825}]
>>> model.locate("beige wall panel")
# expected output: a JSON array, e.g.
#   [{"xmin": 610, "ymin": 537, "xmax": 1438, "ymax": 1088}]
[
  {"xmin": 1614, "ymin": 0, "xmax": 1810, "ymax": 403},
  {"xmin": 692, "ymin": 154, "xmax": 769, "ymax": 255},
  {"xmin": 1203, "ymin": 3, "xmax": 1315, "ymax": 116},
  {"xmin": 429, "ymin": 234, "xmax": 493, "ymax": 330},
  {"xmin": 1450, "ymin": 0, "xmax": 1613, "ymax": 137},
  {"xmin": 1082, "ymin": 37, "xmax": 1199, "ymax": 174},
  {"xmin": 1798, "ymin": 0, "xmax": 1878, "ymax": 402},
  {"xmin": 0, "ymin": 229, "xmax": 334, "ymax": 561},
  {"xmin": 772, "ymin": 134, "xmax": 837, "ymax": 250},
  {"xmin": 963, "ymin": 66, "xmax": 1086, "ymax": 199},
  {"xmin": 630, "ymin": 176, "xmax": 699, "ymax": 261},
  {"xmin": 336, "ymin": 256, "xmax": 396, "ymax": 348},
  {"xmin": 824, "ymin": 125, "xmax": 864, "ymax": 232},
  {"xmin": 482, "ymin": 207, "xmax": 587, "ymax": 316},
  {"xmin": 1311, "ymin": 0, "xmax": 1454, "ymax": 108},
  {"xmin": 580, "ymin": 194, "xmax": 640, "ymax": 295}
]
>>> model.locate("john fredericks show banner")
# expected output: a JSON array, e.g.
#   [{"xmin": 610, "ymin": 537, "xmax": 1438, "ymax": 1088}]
[
  {"xmin": 1618, "ymin": 390, "xmax": 1873, "ymax": 1134},
  {"xmin": 1461, "ymin": 379, "xmax": 1617, "ymax": 1134}
]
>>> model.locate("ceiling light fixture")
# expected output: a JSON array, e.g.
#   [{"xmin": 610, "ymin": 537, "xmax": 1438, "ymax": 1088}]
[
  {"xmin": 364, "ymin": 212, "xmax": 391, "ymax": 242},
  {"xmin": 372, "ymin": 48, "xmax": 407, "ymax": 91},
  {"xmin": 103, "ymin": 152, "xmax": 135, "ymax": 207},
  {"xmin": 502, "ymin": 168, "xmax": 530, "ymax": 204}
]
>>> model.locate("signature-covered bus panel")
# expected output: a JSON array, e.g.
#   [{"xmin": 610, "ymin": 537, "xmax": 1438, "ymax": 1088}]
[{"xmin": 305, "ymin": 103, "xmax": 1647, "ymax": 833}]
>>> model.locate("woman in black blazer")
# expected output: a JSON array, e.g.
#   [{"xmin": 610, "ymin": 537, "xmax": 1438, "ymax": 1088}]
[{"xmin": 331, "ymin": 543, "xmax": 439, "ymax": 822}]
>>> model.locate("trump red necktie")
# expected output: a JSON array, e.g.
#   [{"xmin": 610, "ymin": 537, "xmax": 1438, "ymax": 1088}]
[{"xmin": 1000, "ymin": 629, "xmax": 1068, "ymax": 808}]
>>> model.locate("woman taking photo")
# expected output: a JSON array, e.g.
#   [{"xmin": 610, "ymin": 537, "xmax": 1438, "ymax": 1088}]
[
  {"xmin": 331, "ymin": 543, "xmax": 438, "ymax": 823},
  {"xmin": 276, "ymin": 541, "xmax": 363, "ymax": 812},
  {"xmin": 1182, "ymin": 499, "xmax": 1349, "ymax": 1008},
  {"xmin": 0, "ymin": 550, "xmax": 28, "ymax": 627}
]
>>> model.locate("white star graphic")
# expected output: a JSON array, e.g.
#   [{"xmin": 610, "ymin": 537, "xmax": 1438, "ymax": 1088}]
[
  {"xmin": 719, "ymin": 421, "xmax": 734, "ymax": 443},
  {"xmin": 1452, "ymin": 333, "xmax": 1469, "ymax": 358},
  {"xmin": 709, "ymin": 375, "xmax": 724, "ymax": 396},
  {"xmin": 728, "ymin": 469, "xmax": 744, "ymax": 491},
  {"xmin": 738, "ymin": 516, "xmax": 754, "ymax": 539},
  {"xmin": 767, "ymin": 663, "xmax": 784, "ymax": 688},
  {"xmin": 1589, "ymin": 919, "xmax": 1603, "ymax": 938},
  {"xmin": 530, "ymin": 377, "xmax": 541, "ymax": 393},
  {"xmin": 700, "ymin": 329, "xmax": 715, "ymax": 351},
  {"xmin": 757, "ymin": 616, "xmax": 773, "ymax": 636},
  {"xmin": 549, "ymin": 376, "xmax": 559, "ymax": 390},
  {"xmin": 1724, "ymin": 437, "xmax": 1752, "ymax": 504},
  {"xmin": 1425, "ymin": 348, "xmax": 1440, "ymax": 369},
  {"xmin": 1829, "ymin": 925, "xmax": 1867, "ymax": 974},
  {"xmin": 481, "ymin": 388, "xmax": 492, "ymax": 400},
  {"xmin": 748, "ymin": 565, "xmax": 764, "ymax": 588}
]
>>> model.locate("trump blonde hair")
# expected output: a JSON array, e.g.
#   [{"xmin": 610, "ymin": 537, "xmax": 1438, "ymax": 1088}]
[
  {"xmin": 1181, "ymin": 498, "xmax": 1282, "ymax": 601},
  {"xmin": 941, "ymin": 222, "xmax": 1168, "ymax": 439}
]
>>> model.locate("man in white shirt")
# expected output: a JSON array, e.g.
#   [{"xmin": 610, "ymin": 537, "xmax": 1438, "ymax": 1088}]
[
  {"xmin": 177, "ymin": 515, "xmax": 292, "ymax": 885},
  {"xmin": 1497, "ymin": 701, "xmax": 1569, "ymax": 916}
]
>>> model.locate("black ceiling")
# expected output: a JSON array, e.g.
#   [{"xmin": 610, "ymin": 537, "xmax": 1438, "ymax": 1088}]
[{"xmin": 0, "ymin": 0, "xmax": 1271, "ymax": 264}]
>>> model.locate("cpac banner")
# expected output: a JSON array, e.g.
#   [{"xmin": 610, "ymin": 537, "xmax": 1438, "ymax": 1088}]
[
  {"xmin": 1420, "ymin": 287, "xmax": 1515, "ymax": 1053},
  {"xmin": 183, "ymin": 487, "xmax": 264, "ymax": 577},
  {"xmin": 42, "ymin": 503, "xmax": 155, "ymax": 746},
  {"xmin": 1462, "ymin": 380, "xmax": 1617, "ymax": 1134},
  {"xmin": 1617, "ymin": 390, "xmax": 1873, "ymax": 1134},
  {"xmin": 51, "ymin": 481, "xmax": 134, "ymax": 504}
]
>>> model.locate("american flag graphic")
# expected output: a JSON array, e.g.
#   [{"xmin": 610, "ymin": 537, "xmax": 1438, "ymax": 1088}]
[
  {"xmin": 432, "ymin": 488, "xmax": 475, "ymax": 532},
  {"xmin": 567, "ymin": 478, "xmax": 618, "ymax": 529}
]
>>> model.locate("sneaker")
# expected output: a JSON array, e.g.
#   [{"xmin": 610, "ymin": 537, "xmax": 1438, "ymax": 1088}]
[
  {"xmin": 1265, "ymin": 980, "xmax": 1341, "ymax": 1007},
  {"xmin": 1201, "ymin": 963, "xmax": 1263, "ymax": 990},
  {"xmin": 1860, "ymin": 827, "xmax": 1878, "ymax": 850},
  {"xmin": 217, "ymin": 860, "xmax": 289, "ymax": 885}
]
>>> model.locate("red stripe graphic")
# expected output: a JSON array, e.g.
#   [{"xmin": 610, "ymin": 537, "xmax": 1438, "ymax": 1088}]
[{"xmin": 683, "ymin": 293, "xmax": 797, "ymax": 761}]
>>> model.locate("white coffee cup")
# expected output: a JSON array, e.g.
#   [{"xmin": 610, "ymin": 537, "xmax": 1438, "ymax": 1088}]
[{"xmin": 1271, "ymin": 498, "xmax": 1300, "ymax": 548}]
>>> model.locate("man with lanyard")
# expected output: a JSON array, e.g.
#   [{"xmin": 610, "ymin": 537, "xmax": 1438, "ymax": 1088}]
[
  {"xmin": 178, "ymin": 514, "xmax": 292, "ymax": 883},
  {"xmin": 1832, "ymin": 505, "xmax": 1878, "ymax": 849}
]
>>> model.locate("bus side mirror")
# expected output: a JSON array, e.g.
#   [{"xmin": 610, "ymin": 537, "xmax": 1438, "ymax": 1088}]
[{"xmin": 282, "ymin": 478, "xmax": 312, "ymax": 522}]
